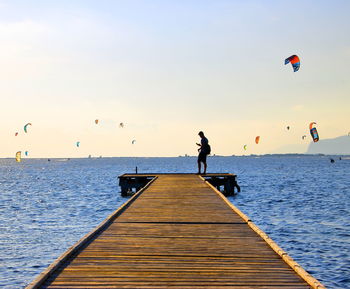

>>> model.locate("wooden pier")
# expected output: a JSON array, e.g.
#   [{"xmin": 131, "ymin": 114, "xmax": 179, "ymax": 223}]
[
  {"xmin": 26, "ymin": 174, "xmax": 325, "ymax": 289},
  {"xmin": 118, "ymin": 173, "xmax": 240, "ymax": 197}
]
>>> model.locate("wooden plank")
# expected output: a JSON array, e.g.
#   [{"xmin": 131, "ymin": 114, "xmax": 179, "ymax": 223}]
[
  {"xmin": 24, "ymin": 177, "xmax": 158, "ymax": 289},
  {"xmin": 26, "ymin": 174, "xmax": 325, "ymax": 289},
  {"xmin": 200, "ymin": 175, "xmax": 326, "ymax": 289}
]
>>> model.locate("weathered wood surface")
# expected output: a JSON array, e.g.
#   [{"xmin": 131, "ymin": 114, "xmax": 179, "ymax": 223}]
[{"xmin": 29, "ymin": 174, "xmax": 324, "ymax": 288}]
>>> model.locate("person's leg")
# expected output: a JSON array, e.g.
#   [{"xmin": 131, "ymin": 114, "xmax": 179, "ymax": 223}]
[
  {"xmin": 197, "ymin": 160, "xmax": 201, "ymax": 174},
  {"xmin": 202, "ymin": 154, "xmax": 207, "ymax": 174}
]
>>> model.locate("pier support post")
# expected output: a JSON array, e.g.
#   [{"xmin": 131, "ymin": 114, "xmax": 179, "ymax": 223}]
[
  {"xmin": 118, "ymin": 175, "xmax": 155, "ymax": 197},
  {"xmin": 224, "ymin": 176, "xmax": 240, "ymax": 195},
  {"xmin": 204, "ymin": 175, "xmax": 240, "ymax": 196}
]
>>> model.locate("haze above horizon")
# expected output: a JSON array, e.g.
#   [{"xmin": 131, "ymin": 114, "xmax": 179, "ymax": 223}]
[{"xmin": 1, "ymin": 1, "xmax": 349, "ymax": 158}]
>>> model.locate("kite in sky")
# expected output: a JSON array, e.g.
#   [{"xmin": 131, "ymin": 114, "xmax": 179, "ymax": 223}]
[
  {"xmin": 132, "ymin": 139, "xmax": 136, "ymax": 144},
  {"xmin": 243, "ymin": 145, "xmax": 247, "ymax": 150},
  {"xmin": 302, "ymin": 135, "xmax": 307, "ymax": 140},
  {"xmin": 285, "ymin": 55, "xmax": 300, "ymax": 72},
  {"xmin": 24, "ymin": 123, "xmax": 32, "ymax": 133},
  {"xmin": 76, "ymin": 141, "xmax": 80, "ymax": 147},
  {"xmin": 309, "ymin": 122, "xmax": 319, "ymax": 142},
  {"xmin": 15, "ymin": 132, "xmax": 18, "ymax": 136},
  {"xmin": 255, "ymin": 136, "xmax": 260, "ymax": 144},
  {"xmin": 119, "ymin": 123, "xmax": 124, "ymax": 128},
  {"xmin": 95, "ymin": 119, "xmax": 99, "ymax": 124},
  {"xmin": 16, "ymin": 151, "xmax": 21, "ymax": 162}
]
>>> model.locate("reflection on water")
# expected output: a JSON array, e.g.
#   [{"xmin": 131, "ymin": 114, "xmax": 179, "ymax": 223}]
[{"xmin": 0, "ymin": 156, "xmax": 349, "ymax": 289}]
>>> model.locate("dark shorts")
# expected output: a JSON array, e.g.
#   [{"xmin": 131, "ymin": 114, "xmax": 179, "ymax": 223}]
[{"xmin": 198, "ymin": 151, "xmax": 207, "ymax": 163}]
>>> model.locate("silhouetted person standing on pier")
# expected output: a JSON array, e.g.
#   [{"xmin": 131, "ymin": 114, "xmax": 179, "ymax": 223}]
[{"xmin": 196, "ymin": 131, "xmax": 210, "ymax": 174}]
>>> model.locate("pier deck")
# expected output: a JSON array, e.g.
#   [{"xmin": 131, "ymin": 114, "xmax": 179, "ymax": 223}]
[
  {"xmin": 118, "ymin": 173, "xmax": 240, "ymax": 196},
  {"xmin": 26, "ymin": 174, "xmax": 324, "ymax": 289}
]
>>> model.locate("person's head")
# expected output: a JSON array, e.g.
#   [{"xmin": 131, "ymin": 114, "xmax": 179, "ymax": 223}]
[{"xmin": 198, "ymin": 131, "xmax": 204, "ymax": 138}]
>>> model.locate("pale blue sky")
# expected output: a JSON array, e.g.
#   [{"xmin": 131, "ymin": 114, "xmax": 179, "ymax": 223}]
[{"xmin": 0, "ymin": 1, "xmax": 349, "ymax": 157}]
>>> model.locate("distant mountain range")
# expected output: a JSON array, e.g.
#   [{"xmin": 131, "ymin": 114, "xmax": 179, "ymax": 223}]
[
  {"xmin": 306, "ymin": 135, "xmax": 350, "ymax": 155},
  {"xmin": 270, "ymin": 135, "xmax": 350, "ymax": 155}
]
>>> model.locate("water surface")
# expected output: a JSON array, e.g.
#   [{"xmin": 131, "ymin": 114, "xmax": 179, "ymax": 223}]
[{"xmin": 0, "ymin": 156, "xmax": 349, "ymax": 288}]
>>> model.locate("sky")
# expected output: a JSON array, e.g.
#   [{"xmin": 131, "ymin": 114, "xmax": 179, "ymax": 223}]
[{"xmin": 0, "ymin": 0, "xmax": 349, "ymax": 157}]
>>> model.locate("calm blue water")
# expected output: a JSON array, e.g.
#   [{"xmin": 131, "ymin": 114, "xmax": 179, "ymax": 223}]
[{"xmin": 0, "ymin": 156, "xmax": 349, "ymax": 289}]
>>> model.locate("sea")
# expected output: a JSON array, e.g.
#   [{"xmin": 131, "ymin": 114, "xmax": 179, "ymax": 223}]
[{"xmin": 0, "ymin": 156, "xmax": 349, "ymax": 289}]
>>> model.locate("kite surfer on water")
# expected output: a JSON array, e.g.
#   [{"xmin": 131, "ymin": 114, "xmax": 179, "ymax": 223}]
[{"xmin": 196, "ymin": 131, "xmax": 211, "ymax": 175}]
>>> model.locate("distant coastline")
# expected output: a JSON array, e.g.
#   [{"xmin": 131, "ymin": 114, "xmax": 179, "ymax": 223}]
[
  {"xmin": 1, "ymin": 153, "xmax": 350, "ymax": 160},
  {"xmin": 181, "ymin": 153, "xmax": 350, "ymax": 158}
]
